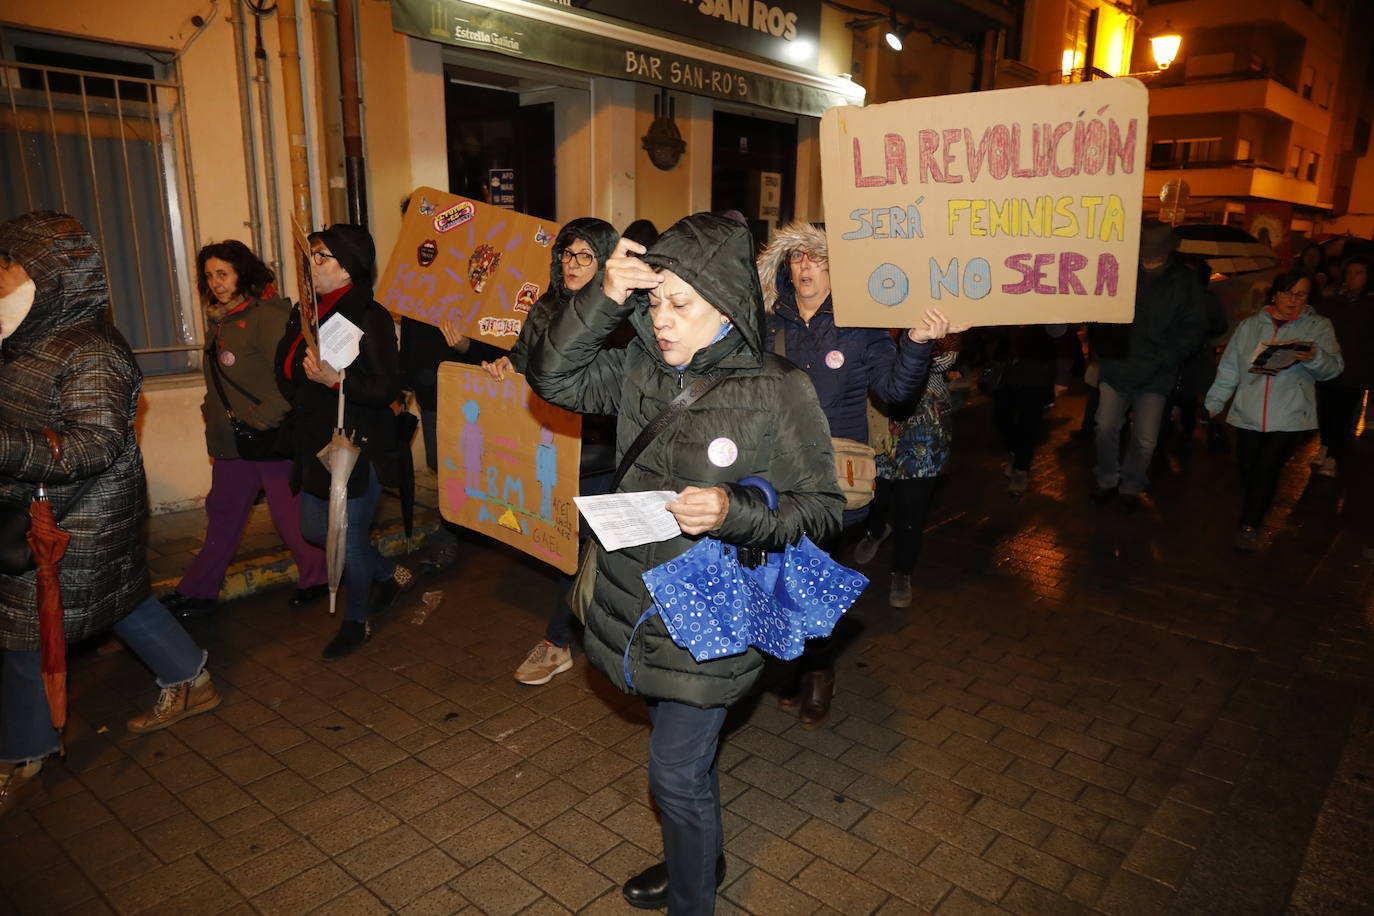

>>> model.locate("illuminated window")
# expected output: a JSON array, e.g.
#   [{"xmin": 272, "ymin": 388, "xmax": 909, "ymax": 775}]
[
  {"xmin": 1062, "ymin": 2, "xmax": 1091, "ymax": 75},
  {"xmin": 1237, "ymin": 138, "xmax": 1252, "ymax": 161}
]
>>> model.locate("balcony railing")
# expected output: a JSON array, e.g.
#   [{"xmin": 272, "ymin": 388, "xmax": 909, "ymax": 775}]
[{"xmin": 1056, "ymin": 66, "xmax": 1114, "ymax": 85}]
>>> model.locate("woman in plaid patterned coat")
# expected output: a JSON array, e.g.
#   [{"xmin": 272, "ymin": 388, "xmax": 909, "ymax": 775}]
[
  {"xmin": 0, "ymin": 212, "xmax": 220, "ymax": 818},
  {"xmin": 0, "ymin": 211, "xmax": 149, "ymax": 646}
]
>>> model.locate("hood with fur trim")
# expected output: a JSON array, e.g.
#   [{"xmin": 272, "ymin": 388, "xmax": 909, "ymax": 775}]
[{"xmin": 757, "ymin": 221, "xmax": 827, "ymax": 314}]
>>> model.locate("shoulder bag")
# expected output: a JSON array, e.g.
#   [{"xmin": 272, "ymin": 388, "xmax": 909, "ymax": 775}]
[
  {"xmin": 771, "ymin": 325, "xmax": 876, "ymax": 510},
  {"xmin": 208, "ymin": 340, "xmax": 286, "ymax": 461},
  {"xmin": 568, "ymin": 370, "xmax": 725, "ymax": 623}
]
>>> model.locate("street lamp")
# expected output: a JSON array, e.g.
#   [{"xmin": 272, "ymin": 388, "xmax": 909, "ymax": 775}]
[{"xmin": 1150, "ymin": 21, "xmax": 1182, "ymax": 70}]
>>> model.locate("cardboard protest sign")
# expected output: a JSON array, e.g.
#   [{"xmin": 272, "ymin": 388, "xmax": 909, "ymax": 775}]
[
  {"xmin": 436, "ymin": 363, "xmax": 582, "ymax": 573},
  {"xmin": 378, "ymin": 187, "xmax": 560, "ymax": 349},
  {"xmin": 820, "ymin": 78, "xmax": 1148, "ymax": 328}
]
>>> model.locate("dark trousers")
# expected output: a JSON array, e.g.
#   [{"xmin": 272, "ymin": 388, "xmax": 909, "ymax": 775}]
[
  {"xmin": 1235, "ymin": 429, "xmax": 1302, "ymax": 527},
  {"xmin": 992, "ymin": 386, "xmax": 1050, "ymax": 471},
  {"xmin": 1080, "ymin": 383, "xmax": 1100, "ymax": 433},
  {"xmin": 648, "ymin": 700, "xmax": 727, "ymax": 916},
  {"xmin": 1316, "ymin": 385, "xmax": 1365, "ymax": 460},
  {"xmin": 866, "ymin": 476, "xmax": 940, "ymax": 574}
]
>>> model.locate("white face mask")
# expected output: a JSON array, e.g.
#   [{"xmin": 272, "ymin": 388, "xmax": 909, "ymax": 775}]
[{"xmin": 0, "ymin": 279, "xmax": 35, "ymax": 341}]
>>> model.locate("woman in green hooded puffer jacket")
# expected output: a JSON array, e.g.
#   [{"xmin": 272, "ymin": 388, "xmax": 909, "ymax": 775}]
[{"xmin": 527, "ymin": 213, "xmax": 843, "ymax": 914}]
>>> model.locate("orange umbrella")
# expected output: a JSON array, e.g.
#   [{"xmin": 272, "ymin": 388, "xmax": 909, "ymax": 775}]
[{"xmin": 26, "ymin": 491, "xmax": 70, "ymax": 729}]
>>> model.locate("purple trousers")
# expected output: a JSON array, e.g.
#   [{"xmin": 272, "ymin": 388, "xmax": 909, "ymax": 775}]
[{"xmin": 176, "ymin": 458, "xmax": 327, "ymax": 599}]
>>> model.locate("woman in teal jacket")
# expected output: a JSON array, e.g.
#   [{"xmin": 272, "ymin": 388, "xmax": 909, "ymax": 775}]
[{"xmin": 1205, "ymin": 270, "xmax": 1343, "ymax": 551}]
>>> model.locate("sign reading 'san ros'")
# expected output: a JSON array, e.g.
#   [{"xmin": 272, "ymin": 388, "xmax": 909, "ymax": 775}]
[{"xmin": 820, "ymin": 78, "xmax": 1149, "ymax": 328}]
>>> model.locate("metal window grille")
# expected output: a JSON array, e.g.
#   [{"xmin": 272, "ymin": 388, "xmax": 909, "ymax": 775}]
[{"xmin": 0, "ymin": 26, "xmax": 201, "ymax": 377}]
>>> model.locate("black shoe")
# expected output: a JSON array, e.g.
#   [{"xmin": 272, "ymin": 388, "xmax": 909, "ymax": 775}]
[
  {"xmin": 162, "ymin": 591, "xmax": 218, "ymax": 620},
  {"xmin": 1118, "ymin": 493, "xmax": 1141, "ymax": 514},
  {"xmin": 368, "ymin": 565, "xmax": 415, "ymax": 615},
  {"xmin": 416, "ymin": 542, "xmax": 459, "ymax": 574},
  {"xmin": 622, "ymin": 854, "xmax": 726, "ymax": 910},
  {"xmin": 1088, "ymin": 485, "xmax": 1116, "ymax": 506},
  {"xmin": 322, "ymin": 620, "xmax": 370, "ymax": 662},
  {"xmin": 288, "ymin": 584, "xmax": 329, "ymax": 609}
]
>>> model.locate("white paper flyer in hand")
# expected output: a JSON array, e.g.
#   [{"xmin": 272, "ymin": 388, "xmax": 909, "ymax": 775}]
[
  {"xmin": 574, "ymin": 491, "xmax": 682, "ymax": 551},
  {"xmin": 318, "ymin": 313, "xmax": 364, "ymax": 372}
]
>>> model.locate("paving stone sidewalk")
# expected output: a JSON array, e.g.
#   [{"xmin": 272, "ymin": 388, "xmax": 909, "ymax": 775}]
[{"xmin": 1, "ymin": 389, "xmax": 1371, "ymax": 915}]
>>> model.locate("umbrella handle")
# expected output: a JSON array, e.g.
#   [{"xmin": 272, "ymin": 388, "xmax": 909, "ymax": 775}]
[
  {"xmin": 737, "ymin": 476, "xmax": 778, "ymax": 510},
  {"xmin": 335, "ymin": 369, "xmax": 347, "ymax": 429}
]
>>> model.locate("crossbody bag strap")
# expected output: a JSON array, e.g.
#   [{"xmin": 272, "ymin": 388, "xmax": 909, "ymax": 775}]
[
  {"xmin": 772, "ymin": 323, "xmax": 785, "ymax": 358},
  {"xmin": 207, "ymin": 335, "xmax": 264, "ymax": 410},
  {"xmin": 205, "ymin": 349, "xmax": 240, "ymax": 421},
  {"xmin": 610, "ymin": 370, "xmax": 725, "ymax": 492}
]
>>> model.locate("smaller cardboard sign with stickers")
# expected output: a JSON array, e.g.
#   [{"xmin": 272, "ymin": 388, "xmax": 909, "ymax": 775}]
[{"xmin": 377, "ymin": 187, "xmax": 561, "ymax": 350}]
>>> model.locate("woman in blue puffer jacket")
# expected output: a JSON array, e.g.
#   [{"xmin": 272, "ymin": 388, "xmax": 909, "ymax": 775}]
[{"xmin": 1205, "ymin": 270, "xmax": 1343, "ymax": 552}]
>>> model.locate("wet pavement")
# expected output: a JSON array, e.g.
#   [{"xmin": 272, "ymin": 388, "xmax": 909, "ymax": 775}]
[{"xmin": 2, "ymin": 388, "xmax": 1372, "ymax": 915}]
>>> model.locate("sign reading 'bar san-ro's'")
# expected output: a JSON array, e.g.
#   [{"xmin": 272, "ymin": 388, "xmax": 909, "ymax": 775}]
[
  {"xmin": 522, "ymin": 0, "xmax": 822, "ymax": 70},
  {"xmin": 391, "ymin": 0, "xmax": 848, "ymax": 118}
]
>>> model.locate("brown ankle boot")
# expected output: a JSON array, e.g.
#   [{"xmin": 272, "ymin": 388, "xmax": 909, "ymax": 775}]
[
  {"xmin": 798, "ymin": 669, "xmax": 835, "ymax": 727},
  {"xmin": 127, "ymin": 670, "xmax": 222, "ymax": 734}
]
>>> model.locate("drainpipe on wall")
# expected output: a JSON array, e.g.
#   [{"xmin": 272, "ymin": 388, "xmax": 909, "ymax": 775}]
[
  {"xmin": 249, "ymin": 0, "xmax": 287, "ymax": 281},
  {"xmin": 232, "ymin": 2, "xmax": 266, "ymax": 256},
  {"xmin": 310, "ymin": 0, "xmax": 347, "ymax": 224},
  {"xmin": 277, "ymin": 0, "xmax": 314, "ymax": 237},
  {"xmin": 336, "ymin": 0, "xmax": 368, "ymax": 227}
]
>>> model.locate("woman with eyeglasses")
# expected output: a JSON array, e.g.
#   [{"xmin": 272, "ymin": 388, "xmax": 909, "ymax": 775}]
[
  {"xmin": 1205, "ymin": 270, "xmax": 1343, "ymax": 552},
  {"xmin": 756, "ymin": 221, "xmax": 950, "ymax": 726},
  {"xmin": 276, "ymin": 225, "xmax": 412, "ymax": 660},
  {"xmin": 161, "ymin": 241, "xmax": 328, "ymax": 620},
  {"xmin": 467, "ymin": 218, "xmax": 621, "ymax": 686}
]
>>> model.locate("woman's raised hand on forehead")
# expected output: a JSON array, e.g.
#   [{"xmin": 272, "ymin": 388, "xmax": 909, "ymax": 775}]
[{"xmin": 602, "ymin": 236, "xmax": 660, "ymax": 305}]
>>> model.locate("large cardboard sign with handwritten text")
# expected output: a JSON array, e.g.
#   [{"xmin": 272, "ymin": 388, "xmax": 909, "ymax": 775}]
[
  {"xmin": 378, "ymin": 187, "xmax": 560, "ymax": 348},
  {"xmin": 820, "ymin": 79, "xmax": 1148, "ymax": 327},
  {"xmin": 436, "ymin": 363, "xmax": 581, "ymax": 573}
]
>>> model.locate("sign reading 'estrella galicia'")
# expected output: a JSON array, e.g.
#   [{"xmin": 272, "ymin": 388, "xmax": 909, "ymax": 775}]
[{"xmin": 527, "ymin": 0, "xmax": 821, "ymax": 69}]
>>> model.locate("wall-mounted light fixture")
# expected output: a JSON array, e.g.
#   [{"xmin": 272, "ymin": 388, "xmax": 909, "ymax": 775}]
[
  {"xmin": 884, "ymin": 11, "xmax": 911, "ymax": 52},
  {"xmin": 844, "ymin": 5, "xmax": 910, "ymax": 53}
]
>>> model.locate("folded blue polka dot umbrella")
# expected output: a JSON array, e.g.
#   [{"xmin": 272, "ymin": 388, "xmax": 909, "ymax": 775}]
[{"xmin": 624, "ymin": 478, "xmax": 868, "ymax": 689}]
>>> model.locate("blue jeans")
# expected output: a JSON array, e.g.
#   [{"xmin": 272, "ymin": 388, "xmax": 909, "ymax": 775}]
[
  {"xmin": 1094, "ymin": 380, "xmax": 1168, "ymax": 496},
  {"xmin": 300, "ymin": 465, "xmax": 394, "ymax": 623},
  {"xmin": 648, "ymin": 700, "xmax": 728, "ymax": 916},
  {"xmin": 2, "ymin": 594, "xmax": 206, "ymax": 763}
]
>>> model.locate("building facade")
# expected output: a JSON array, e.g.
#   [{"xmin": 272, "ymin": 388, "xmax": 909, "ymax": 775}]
[
  {"xmin": 0, "ymin": 0, "xmax": 1012, "ymax": 511},
  {"xmin": 1131, "ymin": 0, "xmax": 1366, "ymax": 254}
]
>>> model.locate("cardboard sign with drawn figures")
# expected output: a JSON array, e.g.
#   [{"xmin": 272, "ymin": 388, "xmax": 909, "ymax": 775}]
[
  {"xmin": 436, "ymin": 363, "xmax": 582, "ymax": 573},
  {"xmin": 377, "ymin": 186, "xmax": 561, "ymax": 348}
]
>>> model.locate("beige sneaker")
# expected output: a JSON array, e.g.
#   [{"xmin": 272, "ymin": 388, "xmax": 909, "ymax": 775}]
[
  {"xmin": 514, "ymin": 641, "xmax": 573, "ymax": 685},
  {"xmin": 0, "ymin": 760, "xmax": 43, "ymax": 820},
  {"xmin": 127, "ymin": 670, "xmax": 222, "ymax": 734}
]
